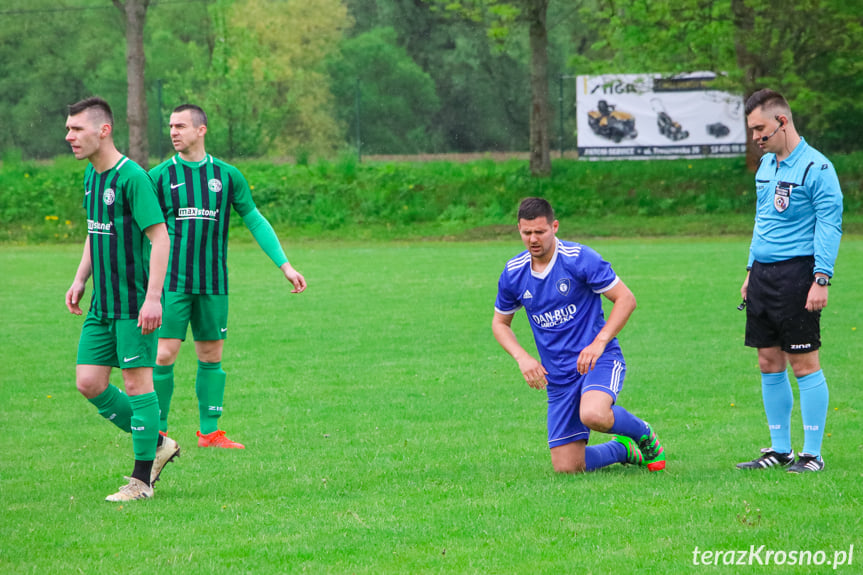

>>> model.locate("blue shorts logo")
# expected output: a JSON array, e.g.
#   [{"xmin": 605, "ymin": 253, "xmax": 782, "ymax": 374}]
[{"xmin": 556, "ymin": 278, "xmax": 571, "ymax": 296}]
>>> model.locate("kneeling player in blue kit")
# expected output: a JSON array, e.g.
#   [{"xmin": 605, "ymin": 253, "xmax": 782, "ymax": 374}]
[{"xmin": 492, "ymin": 197, "xmax": 665, "ymax": 473}]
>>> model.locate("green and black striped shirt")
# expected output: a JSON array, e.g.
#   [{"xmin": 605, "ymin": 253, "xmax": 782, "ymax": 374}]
[
  {"xmin": 150, "ymin": 154, "xmax": 257, "ymax": 295},
  {"xmin": 82, "ymin": 156, "xmax": 164, "ymax": 319}
]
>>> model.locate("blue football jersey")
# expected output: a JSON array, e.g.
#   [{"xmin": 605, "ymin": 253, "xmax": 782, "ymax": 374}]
[{"xmin": 495, "ymin": 239, "xmax": 621, "ymax": 382}]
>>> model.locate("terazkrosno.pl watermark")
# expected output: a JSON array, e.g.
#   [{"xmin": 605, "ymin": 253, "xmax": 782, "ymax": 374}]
[{"xmin": 692, "ymin": 545, "xmax": 854, "ymax": 569}]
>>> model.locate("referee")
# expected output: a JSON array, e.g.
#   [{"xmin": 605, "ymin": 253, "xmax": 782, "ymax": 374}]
[{"xmin": 737, "ymin": 89, "xmax": 843, "ymax": 474}]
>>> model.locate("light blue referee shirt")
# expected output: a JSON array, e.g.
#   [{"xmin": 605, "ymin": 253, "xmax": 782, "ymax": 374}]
[{"xmin": 748, "ymin": 138, "xmax": 843, "ymax": 277}]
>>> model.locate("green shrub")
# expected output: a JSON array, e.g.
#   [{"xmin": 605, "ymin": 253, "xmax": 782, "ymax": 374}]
[{"xmin": 2, "ymin": 153, "xmax": 862, "ymax": 244}]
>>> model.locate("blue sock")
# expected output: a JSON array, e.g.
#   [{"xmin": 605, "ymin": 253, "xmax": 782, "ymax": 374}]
[
  {"xmin": 585, "ymin": 441, "xmax": 627, "ymax": 471},
  {"xmin": 797, "ymin": 370, "xmax": 829, "ymax": 458},
  {"xmin": 609, "ymin": 405, "xmax": 649, "ymax": 440},
  {"xmin": 761, "ymin": 370, "xmax": 793, "ymax": 454}
]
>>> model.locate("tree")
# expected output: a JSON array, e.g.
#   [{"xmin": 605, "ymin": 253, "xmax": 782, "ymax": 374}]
[
  {"xmin": 113, "ymin": 0, "xmax": 151, "ymax": 166},
  {"xmin": 425, "ymin": 0, "xmax": 553, "ymax": 175},
  {"xmin": 327, "ymin": 27, "xmax": 441, "ymax": 154}
]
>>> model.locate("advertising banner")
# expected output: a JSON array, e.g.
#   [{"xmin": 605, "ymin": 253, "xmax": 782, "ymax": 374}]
[{"xmin": 576, "ymin": 73, "xmax": 746, "ymax": 160}]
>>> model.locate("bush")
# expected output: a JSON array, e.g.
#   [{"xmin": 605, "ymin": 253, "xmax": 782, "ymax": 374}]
[{"xmin": 2, "ymin": 153, "xmax": 862, "ymax": 244}]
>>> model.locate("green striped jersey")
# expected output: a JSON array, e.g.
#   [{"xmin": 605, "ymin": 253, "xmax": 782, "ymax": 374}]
[
  {"xmin": 82, "ymin": 156, "xmax": 164, "ymax": 319},
  {"xmin": 149, "ymin": 154, "xmax": 257, "ymax": 295}
]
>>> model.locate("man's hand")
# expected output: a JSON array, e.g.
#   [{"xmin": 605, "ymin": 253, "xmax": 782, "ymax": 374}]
[
  {"xmin": 65, "ymin": 281, "xmax": 86, "ymax": 315},
  {"xmin": 577, "ymin": 339, "xmax": 608, "ymax": 375},
  {"xmin": 281, "ymin": 263, "xmax": 307, "ymax": 293},
  {"xmin": 518, "ymin": 355, "xmax": 548, "ymax": 390},
  {"xmin": 138, "ymin": 299, "xmax": 162, "ymax": 335},
  {"xmin": 805, "ymin": 282, "xmax": 829, "ymax": 312},
  {"xmin": 740, "ymin": 271, "xmax": 750, "ymax": 302}
]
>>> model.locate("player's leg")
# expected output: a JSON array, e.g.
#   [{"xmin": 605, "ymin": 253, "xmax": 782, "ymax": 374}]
[
  {"xmin": 77, "ymin": 314, "xmax": 132, "ymax": 432},
  {"xmin": 192, "ymin": 295, "xmax": 243, "ymax": 448},
  {"xmin": 580, "ymin": 356, "xmax": 664, "ymax": 471},
  {"xmin": 550, "ymin": 440, "xmax": 587, "ymax": 473},
  {"xmin": 788, "ymin": 350, "xmax": 828, "ymax": 473},
  {"xmin": 154, "ymin": 338, "xmax": 182, "ymax": 433},
  {"xmin": 105, "ymin": 320, "xmax": 160, "ymax": 501},
  {"xmin": 547, "ymin": 380, "xmax": 589, "ymax": 472},
  {"xmin": 154, "ymin": 290, "xmax": 193, "ymax": 433}
]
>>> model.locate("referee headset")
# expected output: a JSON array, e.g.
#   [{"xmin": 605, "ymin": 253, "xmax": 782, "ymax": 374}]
[{"xmin": 760, "ymin": 115, "xmax": 785, "ymax": 142}]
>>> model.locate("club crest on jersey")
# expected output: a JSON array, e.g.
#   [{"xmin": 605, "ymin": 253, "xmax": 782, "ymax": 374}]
[
  {"xmin": 103, "ymin": 188, "xmax": 115, "ymax": 205},
  {"xmin": 774, "ymin": 182, "xmax": 793, "ymax": 213},
  {"xmin": 556, "ymin": 278, "xmax": 571, "ymax": 296},
  {"xmin": 208, "ymin": 179, "xmax": 222, "ymax": 193}
]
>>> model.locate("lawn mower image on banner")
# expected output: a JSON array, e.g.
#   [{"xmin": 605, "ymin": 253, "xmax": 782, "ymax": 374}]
[
  {"xmin": 587, "ymin": 100, "xmax": 638, "ymax": 143},
  {"xmin": 651, "ymin": 98, "xmax": 689, "ymax": 141}
]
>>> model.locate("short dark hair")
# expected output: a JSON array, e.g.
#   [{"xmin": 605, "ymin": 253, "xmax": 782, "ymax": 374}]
[
  {"xmin": 67, "ymin": 97, "xmax": 113, "ymax": 126},
  {"xmin": 518, "ymin": 197, "xmax": 555, "ymax": 222},
  {"xmin": 744, "ymin": 89, "xmax": 790, "ymax": 117},
  {"xmin": 173, "ymin": 104, "xmax": 208, "ymax": 127}
]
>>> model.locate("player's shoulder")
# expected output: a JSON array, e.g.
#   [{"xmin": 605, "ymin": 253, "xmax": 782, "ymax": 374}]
[
  {"xmin": 503, "ymin": 250, "xmax": 531, "ymax": 275},
  {"xmin": 556, "ymin": 239, "xmax": 585, "ymax": 259},
  {"xmin": 148, "ymin": 156, "xmax": 174, "ymax": 178},
  {"xmin": 115, "ymin": 156, "xmax": 153, "ymax": 186}
]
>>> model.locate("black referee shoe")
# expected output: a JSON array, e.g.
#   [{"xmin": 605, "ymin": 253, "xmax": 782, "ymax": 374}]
[
  {"xmin": 787, "ymin": 453, "xmax": 825, "ymax": 474},
  {"xmin": 736, "ymin": 448, "xmax": 795, "ymax": 469}
]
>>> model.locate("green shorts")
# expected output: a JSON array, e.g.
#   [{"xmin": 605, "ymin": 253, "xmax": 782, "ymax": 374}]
[
  {"xmin": 77, "ymin": 311, "xmax": 157, "ymax": 368},
  {"xmin": 160, "ymin": 291, "xmax": 229, "ymax": 342}
]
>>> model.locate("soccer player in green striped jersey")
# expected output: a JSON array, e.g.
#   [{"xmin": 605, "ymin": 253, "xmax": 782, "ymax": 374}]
[
  {"xmin": 64, "ymin": 97, "xmax": 176, "ymax": 501},
  {"xmin": 150, "ymin": 104, "xmax": 307, "ymax": 449}
]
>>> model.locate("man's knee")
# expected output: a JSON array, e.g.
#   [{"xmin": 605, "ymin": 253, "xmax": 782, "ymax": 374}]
[{"xmin": 581, "ymin": 408, "xmax": 613, "ymax": 432}]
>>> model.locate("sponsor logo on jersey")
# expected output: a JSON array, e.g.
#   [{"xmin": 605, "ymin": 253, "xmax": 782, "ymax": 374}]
[
  {"xmin": 87, "ymin": 219, "xmax": 114, "ymax": 235},
  {"xmin": 208, "ymin": 179, "xmax": 223, "ymax": 193},
  {"xmin": 103, "ymin": 188, "xmax": 115, "ymax": 205},
  {"xmin": 556, "ymin": 278, "xmax": 571, "ymax": 295},
  {"xmin": 178, "ymin": 207, "xmax": 220, "ymax": 221},
  {"xmin": 522, "ymin": 290, "xmax": 533, "ymax": 299},
  {"xmin": 170, "ymin": 182, "xmax": 185, "ymax": 189},
  {"xmin": 531, "ymin": 304, "xmax": 578, "ymax": 329}
]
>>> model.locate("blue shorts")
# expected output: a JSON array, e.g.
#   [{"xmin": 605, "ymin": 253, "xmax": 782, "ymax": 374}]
[{"xmin": 546, "ymin": 354, "xmax": 625, "ymax": 448}]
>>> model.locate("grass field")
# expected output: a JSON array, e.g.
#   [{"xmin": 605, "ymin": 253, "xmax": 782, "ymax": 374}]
[{"xmin": 1, "ymin": 237, "xmax": 861, "ymax": 574}]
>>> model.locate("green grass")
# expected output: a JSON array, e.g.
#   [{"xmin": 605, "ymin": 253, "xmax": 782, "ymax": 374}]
[{"xmin": 2, "ymin": 237, "xmax": 862, "ymax": 574}]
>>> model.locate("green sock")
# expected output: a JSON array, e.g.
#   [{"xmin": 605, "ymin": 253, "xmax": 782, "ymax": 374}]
[
  {"xmin": 88, "ymin": 384, "xmax": 132, "ymax": 433},
  {"xmin": 153, "ymin": 364, "xmax": 175, "ymax": 433},
  {"xmin": 129, "ymin": 392, "xmax": 159, "ymax": 461},
  {"xmin": 196, "ymin": 360, "xmax": 226, "ymax": 435}
]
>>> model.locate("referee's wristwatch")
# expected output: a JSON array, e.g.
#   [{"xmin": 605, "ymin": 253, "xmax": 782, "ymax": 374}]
[{"xmin": 815, "ymin": 276, "xmax": 831, "ymax": 287}]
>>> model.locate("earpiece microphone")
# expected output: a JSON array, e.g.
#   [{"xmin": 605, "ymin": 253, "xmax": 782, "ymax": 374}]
[{"xmin": 760, "ymin": 116, "xmax": 785, "ymax": 142}]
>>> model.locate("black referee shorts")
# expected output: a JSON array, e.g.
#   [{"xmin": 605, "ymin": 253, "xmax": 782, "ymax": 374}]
[{"xmin": 745, "ymin": 256, "xmax": 821, "ymax": 353}]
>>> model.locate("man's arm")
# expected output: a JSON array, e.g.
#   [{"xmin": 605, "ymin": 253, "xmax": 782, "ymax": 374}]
[
  {"xmin": 492, "ymin": 311, "xmax": 548, "ymax": 389},
  {"xmin": 577, "ymin": 279, "xmax": 637, "ymax": 374},
  {"xmin": 138, "ymin": 223, "xmax": 169, "ymax": 335},
  {"xmin": 242, "ymin": 208, "xmax": 306, "ymax": 293},
  {"xmin": 65, "ymin": 235, "xmax": 92, "ymax": 315}
]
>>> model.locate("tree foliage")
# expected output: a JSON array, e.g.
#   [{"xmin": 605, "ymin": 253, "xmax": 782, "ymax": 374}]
[{"xmin": 327, "ymin": 27, "xmax": 441, "ymax": 154}]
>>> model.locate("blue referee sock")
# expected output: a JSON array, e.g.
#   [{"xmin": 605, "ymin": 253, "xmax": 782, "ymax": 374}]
[
  {"xmin": 797, "ymin": 370, "xmax": 829, "ymax": 458},
  {"xmin": 585, "ymin": 441, "xmax": 627, "ymax": 471},
  {"xmin": 761, "ymin": 370, "xmax": 793, "ymax": 454},
  {"xmin": 609, "ymin": 405, "xmax": 650, "ymax": 440}
]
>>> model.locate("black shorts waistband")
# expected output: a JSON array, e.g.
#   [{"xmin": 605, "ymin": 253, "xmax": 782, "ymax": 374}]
[{"xmin": 752, "ymin": 255, "xmax": 815, "ymax": 270}]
